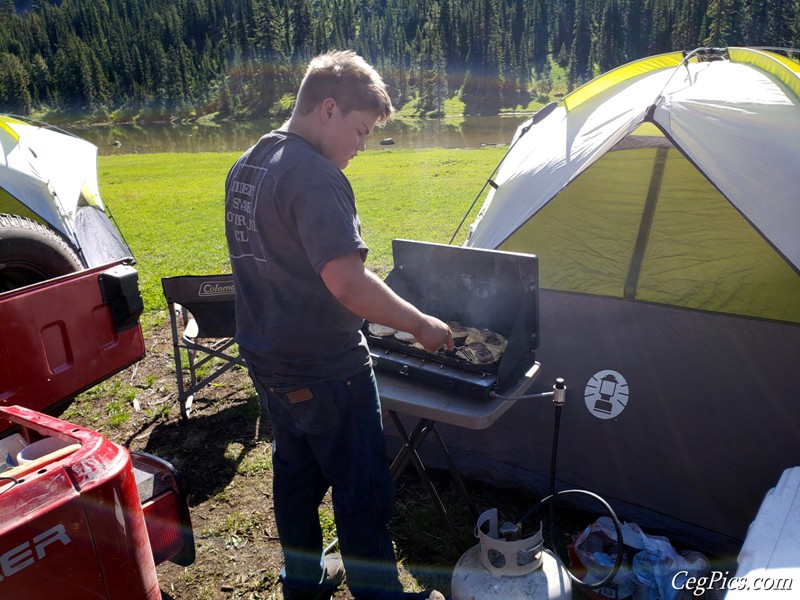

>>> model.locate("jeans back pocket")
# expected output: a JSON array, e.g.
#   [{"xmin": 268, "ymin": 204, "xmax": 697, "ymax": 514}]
[{"xmin": 268, "ymin": 383, "xmax": 342, "ymax": 436}]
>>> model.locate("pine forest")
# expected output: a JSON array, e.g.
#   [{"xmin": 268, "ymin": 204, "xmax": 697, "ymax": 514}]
[{"xmin": 1, "ymin": 0, "xmax": 798, "ymax": 122}]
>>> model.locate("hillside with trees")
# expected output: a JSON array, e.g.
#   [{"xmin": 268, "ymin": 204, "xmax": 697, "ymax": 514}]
[{"xmin": 1, "ymin": 0, "xmax": 797, "ymax": 121}]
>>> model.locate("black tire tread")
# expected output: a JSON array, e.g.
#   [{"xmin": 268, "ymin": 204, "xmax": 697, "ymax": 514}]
[{"xmin": 0, "ymin": 212, "xmax": 83, "ymax": 290}]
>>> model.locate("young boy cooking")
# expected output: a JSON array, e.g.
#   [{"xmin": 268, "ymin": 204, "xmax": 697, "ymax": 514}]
[{"xmin": 225, "ymin": 50, "xmax": 453, "ymax": 600}]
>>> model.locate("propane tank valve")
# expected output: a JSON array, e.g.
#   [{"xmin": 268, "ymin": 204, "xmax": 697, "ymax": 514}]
[
  {"xmin": 552, "ymin": 378, "xmax": 566, "ymax": 406},
  {"xmin": 498, "ymin": 520, "xmax": 522, "ymax": 541},
  {"xmin": 451, "ymin": 508, "xmax": 571, "ymax": 599}
]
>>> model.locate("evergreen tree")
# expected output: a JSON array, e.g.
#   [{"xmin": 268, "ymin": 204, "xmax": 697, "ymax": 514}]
[
  {"xmin": 532, "ymin": 0, "xmax": 550, "ymax": 68},
  {"xmin": 568, "ymin": 0, "xmax": 592, "ymax": 85},
  {"xmin": 625, "ymin": 0, "xmax": 648, "ymax": 59},
  {"xmin": 649, "ymin": 0, "xmax": 676, "ymax": 52},
  {"xmin": 1, "ymin": 0, "xmax": 15, "ymax": 21},
  {"xmin": 0, "ymin": 52, "xmax": 32, "ymax": 113},
  {"xmin": 773, "ymin": 0, "xmax": 798, "ymax": 47},
  {"xmin": 29, "ymin": 52, "xmax": 52, "ymax": 105},
  {"xmin": 673, "ymin": 0, "xmax": 708, "ymax": 50},
  {"xmin": 0, "ymin": 0, "xmax": 795, "ymax": 120},
  {"xmin": 597, "ymin": 0, "xmax": 626, "ymax": 70},
  {"xmin": 705, "ymin": 0, "xmax": 735, "ymax": 46},
  {"xmin": 552, "ymin": 0, "xmax": 576, "ymax": 66},
  {"xmin": 794, "ymin": 0, "xmax": 800, "ymax": 48},
  {"xmin": 417, "ymin": 3, "xmax": 448, "ymax": 116},
  {"xmin": 461, "ymin": 0, "xmax": 503, "ymax": 114}
]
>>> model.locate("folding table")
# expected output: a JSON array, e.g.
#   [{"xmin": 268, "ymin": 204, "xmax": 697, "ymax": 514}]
[{"xmin": 377, "ymin": 361, "xmax": 542, "ymax": 546}]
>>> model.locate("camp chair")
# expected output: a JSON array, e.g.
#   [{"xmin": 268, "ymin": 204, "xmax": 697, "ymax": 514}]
[{"xmin": 161, "ymin": 274, "xmax": 246, "ymax": 419}]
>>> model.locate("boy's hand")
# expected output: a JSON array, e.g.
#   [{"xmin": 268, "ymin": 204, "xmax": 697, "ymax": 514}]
[{"xmin": 414, "ymin": 316, "xmax": 454, "ymax": 354}]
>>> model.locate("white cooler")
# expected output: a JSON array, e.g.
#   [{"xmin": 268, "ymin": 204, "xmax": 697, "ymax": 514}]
[{"xmin": 726, "ymin": 467, "xmax": 800, "ymax": 598}]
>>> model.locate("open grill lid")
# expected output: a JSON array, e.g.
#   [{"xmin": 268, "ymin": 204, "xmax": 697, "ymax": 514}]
[{"xmin": 367, "ymin": 240, "xmax": 539, "ymax": 396}]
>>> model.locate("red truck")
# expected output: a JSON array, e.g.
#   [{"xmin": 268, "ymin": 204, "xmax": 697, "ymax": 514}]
[{"xmin": 0, "ymin": 260, "xmax": 194, "ymax": 599}]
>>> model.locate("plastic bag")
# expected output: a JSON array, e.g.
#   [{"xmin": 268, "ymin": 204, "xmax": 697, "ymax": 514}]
[
  {"xmin": 571, "ymin": 517, "xmax": 709, "ymax": 600},
  {"xmin": 631, "ymin": 548, "xmax": 709, "ymax": 600}
]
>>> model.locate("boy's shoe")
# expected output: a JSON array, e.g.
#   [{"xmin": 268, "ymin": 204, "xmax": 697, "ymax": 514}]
[
  {"xmin": 280, "ymin": 554, "xmax": 345, "ymax": 600},
  {"xmin": 403, "ymin": 592, "xmax": 446, "ymax": 600},
  {"xmin": 322, "ymin": 552, "xmax": 345, "ymax": 588}
]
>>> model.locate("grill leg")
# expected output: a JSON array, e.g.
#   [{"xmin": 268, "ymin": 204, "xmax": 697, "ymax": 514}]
[
  {"xmin": 388, "ymin": 411, "xmax": 473, "ymax": 549},
  {"xmin": 429, "ymin": 423, "xmax": 480, "ymax": 519}
]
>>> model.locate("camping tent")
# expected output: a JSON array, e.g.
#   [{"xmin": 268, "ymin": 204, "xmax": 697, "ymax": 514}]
[
  {"xmin": 0, "ymin": 114, "xmax": 132, "ymax": 271},
  {"xmin": 420, "ymin": 48, "xmax": 800, "ymax": 555}
]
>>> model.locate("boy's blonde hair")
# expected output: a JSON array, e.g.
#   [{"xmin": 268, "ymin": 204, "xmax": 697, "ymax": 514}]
[{"xmin": 294, "ymin": 50, "xmax": 394, "ymax": 125}]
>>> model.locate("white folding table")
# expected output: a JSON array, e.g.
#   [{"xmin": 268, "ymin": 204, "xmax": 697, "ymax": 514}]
[{"xmin": 377, "ymin": 362, "xmax": 542, "ymax": 546}]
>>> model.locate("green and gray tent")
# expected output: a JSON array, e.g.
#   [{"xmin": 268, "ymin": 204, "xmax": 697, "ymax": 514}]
[
  {"xmin": 447, "ymin": 48, "xmax": 799, "ymax": 553},
  {"xmin": 1, "ymin": 115, "xmax": 132, "ymax": 290}
]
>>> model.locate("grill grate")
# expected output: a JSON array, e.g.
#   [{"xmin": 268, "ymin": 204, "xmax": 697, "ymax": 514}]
[{"xmin": 367, "ymin": 240, "xmax": 540, "ymax": 398}]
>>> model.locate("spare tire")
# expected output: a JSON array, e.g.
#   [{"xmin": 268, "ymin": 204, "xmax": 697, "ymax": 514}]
[{"xmin": 0, "ymin": 213, "xmax": 84, "ymax": 292}]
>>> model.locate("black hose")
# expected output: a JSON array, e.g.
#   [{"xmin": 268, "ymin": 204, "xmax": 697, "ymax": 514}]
[
  {"xmin": 548, "ymin": 404, "xmax": 562, "ymax": 566},
  {"xmin": 521, "ymin": 488, "xmax": 624, "ymax": 590},
  {"xmin": 518, "ymin": 404, "xmax": 625, "ymax": 591}
]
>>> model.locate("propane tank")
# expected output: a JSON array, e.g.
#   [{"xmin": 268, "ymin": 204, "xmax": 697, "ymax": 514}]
[{"xmin": 451, "ymin": 508, "xmax": 572, "ymax": 600}]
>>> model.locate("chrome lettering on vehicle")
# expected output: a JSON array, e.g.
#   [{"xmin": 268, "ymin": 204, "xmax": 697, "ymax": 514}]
[{"xmin": 0, "ymin": 524, "xmax": 71, "ymax": 582}]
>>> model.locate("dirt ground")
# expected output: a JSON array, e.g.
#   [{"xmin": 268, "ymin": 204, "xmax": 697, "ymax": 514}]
[
  {"xmin": 88, "ymin": 321, "xmax": 558, "ymax": 600},
  {"xmin": 69, "ymin": 314, "xmax": 737, "ymax": 600}
]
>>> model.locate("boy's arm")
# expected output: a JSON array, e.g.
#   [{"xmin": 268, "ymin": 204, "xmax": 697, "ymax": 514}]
[{"xmin": 320, "ymin": 251, "xmax": 453, "ymax": 353}]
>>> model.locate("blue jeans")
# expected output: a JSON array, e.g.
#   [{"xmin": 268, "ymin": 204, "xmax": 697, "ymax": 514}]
[{"xmin": 250, "ymin": 366, "xmax": 406, "ymax": 600}]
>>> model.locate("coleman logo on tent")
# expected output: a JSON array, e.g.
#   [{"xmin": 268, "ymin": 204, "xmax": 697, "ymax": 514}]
[{"xmin": 585, "ymin": 370, "xmax": 628, "ymax": 419}]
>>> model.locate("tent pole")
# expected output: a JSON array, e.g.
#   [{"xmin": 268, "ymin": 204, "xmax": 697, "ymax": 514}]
[{"xmin": 623, "ymin": 147, "xmax": 668, "ymax": 299}]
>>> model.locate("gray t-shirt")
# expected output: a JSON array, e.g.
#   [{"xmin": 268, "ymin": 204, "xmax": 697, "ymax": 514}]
[{"xmin": 225, "ymin": 131, "xmax": 370, "ymax": 384}]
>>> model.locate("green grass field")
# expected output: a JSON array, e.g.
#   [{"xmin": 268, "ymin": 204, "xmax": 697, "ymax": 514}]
[{"xmin": 98, "ymin": 146, "xmax": 508, "ymax": 321}]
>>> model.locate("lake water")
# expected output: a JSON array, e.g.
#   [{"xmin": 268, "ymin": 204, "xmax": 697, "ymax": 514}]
[{"xmin": 69, "ymin": 115, "xmax": 531, "ymax": 155}]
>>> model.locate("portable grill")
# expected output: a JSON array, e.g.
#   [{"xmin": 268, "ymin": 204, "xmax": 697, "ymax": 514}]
[{"xmin": 365, "ymin": 239, "xmax": 539, "ymax": 399}]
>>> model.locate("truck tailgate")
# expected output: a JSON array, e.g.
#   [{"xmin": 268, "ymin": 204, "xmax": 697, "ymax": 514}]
[{"xmin": 0, "ymin": 261, "xmax": 144, "ymax": 432}]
